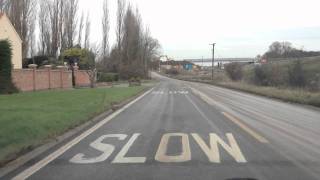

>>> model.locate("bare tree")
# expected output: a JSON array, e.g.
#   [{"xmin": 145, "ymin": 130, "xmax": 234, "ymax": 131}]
[
  {"xmin": 58, "ymin": 0, "xmax": 66, "ymax": 54},
  {"xmin": 0, "ymin": 0, "xmax": 4, "ymax": 11},
  {"xmin": 119, "ymin": 5, "xmax": 144, "ymax": 78},
  {"xmin": 6, "ymin": 0, "xmax": 37, "ymax": 59},
  {"xmin": 38, "ymin": 0, "xmax": 51, "ymax": 55},
  {"xmin": 49, "ymin": 0, "xmax": 64, "ymax": 57},
  {"xmin": 0, "ymin": 0, "xmax": 8, "ymax": 11},
  {"xmin": 141, "ymin": 27, "xmax": 150, "ymax": 77},
  {"xmin": 64, "ymin": 0, "xmax": 79, "ymax": 49},
  {"xmin": 28, "ymin": 1, "xmax": 37, "ymax": 58},
  {"xmin": 87, "ymin": 44, "xmax": 99, "ymax": 88},
  {"xmin": 102, "ymin": 0, "xmax": 110, "ymax": 58},
  {"xmin": 143, "ymin": 31, "xmax": 160, "ymax": 77},
  {"xmin": 116, "ymin": 0, "xmax": 126, "ymax": 62},
  {"xmin": 100, "ymin": 4, "xmax": 161, "ymax": 79},
  {"xmin": 84, "ymin": 13, "xmax": 91, "ymax": 49},
  {"xmin": 77, "ymin": 12, "xmax": 84, "ymax": 46},
  {"xmin": 28, "ymin": 10, "xmax": 36, "ymax": 58}
]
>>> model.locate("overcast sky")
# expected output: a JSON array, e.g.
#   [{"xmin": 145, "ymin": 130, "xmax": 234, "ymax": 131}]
[{"xmin": 79, "ymin": 0, "xmax": 320, "ymax": 59}]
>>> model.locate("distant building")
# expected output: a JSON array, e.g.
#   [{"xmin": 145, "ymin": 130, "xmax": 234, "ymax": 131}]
[
  {"xmin": 160, "ymin": 60, "xmax": 199, "ymax": 71},
  {"xmin": 0, "ymin": 13, "xmax": 22, "ymax": 69}
]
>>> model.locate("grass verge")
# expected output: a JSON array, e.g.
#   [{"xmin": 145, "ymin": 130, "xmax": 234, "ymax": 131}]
[
  {"xmin": 0, "ymin": 86, "xmax": 146, "ymax": 165},
  {"xmin": 215, "ymin": 81, "xmax": 320, "ymax": 107},
  {"xmin": 166, "ymin": 73, "xmax": 320, "ymax": 108}
]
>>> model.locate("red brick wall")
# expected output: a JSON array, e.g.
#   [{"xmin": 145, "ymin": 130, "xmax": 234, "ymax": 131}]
[
  {"xmin": 12, "ymin": 68, "xmax": 88, "ymax": 92},
  {"xmin": 12, "ymin": 69, "xmax": 34, "ymax": 91},
  {"xmin": 51, "ymin": 70, "xmax": 63, "ymax": 89},
  {"xmin": 35, "ymin": 70, "xmax": 49, "ymax": 90},
  {"xmin": 75, "ymin": 70, "xmax": 91, "ymax": 87},
  {"xmin": 62, "ymin": 71, "xmax": 73, "ymax": 88}
]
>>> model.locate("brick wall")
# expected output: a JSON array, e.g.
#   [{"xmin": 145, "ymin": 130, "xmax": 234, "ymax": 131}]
[
  {"xmin": 12, "ymin": 69, "xmax": 34, "ymax": 91},
  {"xmin": 75, "ymin": 70, "xmax": 91, "ymax": 87},
  {"xmin": 12, "ymin": 65, "xmax": 91, "ymax": 92}
]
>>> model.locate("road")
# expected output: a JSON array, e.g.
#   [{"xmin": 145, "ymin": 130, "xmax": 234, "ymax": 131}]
[{"xmin": 5, "ymin": 72, "xmax": 320, "ymax": 180}]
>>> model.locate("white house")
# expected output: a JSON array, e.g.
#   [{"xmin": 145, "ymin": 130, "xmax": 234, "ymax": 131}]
[{"xmin": 0, "ymin": 13, "xmax": 22, "ymax": 69}]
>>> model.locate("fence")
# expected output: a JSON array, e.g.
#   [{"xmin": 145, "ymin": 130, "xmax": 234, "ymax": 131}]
[{"xmin": 12, "ymin": 65, "xmax": 91, "ymax": 92}]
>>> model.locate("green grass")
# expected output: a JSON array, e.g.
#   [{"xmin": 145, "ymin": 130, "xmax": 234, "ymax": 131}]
[
  {"xmin": 0, "ymin": 86, "xmax": 146, "ymax": 165},
  {"xmin": 170, "ymin": 73, "xmax": 320, "ymax": 108},
  {"xmin": 215, "ymin": 81, "xmax": 320, "ymax": 107}
]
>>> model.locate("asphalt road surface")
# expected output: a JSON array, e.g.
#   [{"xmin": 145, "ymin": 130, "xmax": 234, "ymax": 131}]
[{"xmin": 5, "ymin": 72, "xmax": 320, "ymax": 180}]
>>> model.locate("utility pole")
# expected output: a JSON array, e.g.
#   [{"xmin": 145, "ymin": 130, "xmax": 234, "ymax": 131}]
[
  {"xmin": 202, "ymin": 56, "xmax": 204, "ymax": 69},
  {"xmin": 210, "ymin": 43, "xmax": 216, "ymax": 81}
]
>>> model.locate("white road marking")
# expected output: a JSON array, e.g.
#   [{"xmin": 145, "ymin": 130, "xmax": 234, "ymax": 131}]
[
  {"xmin": 153, "ymin": 90, "xmax": 188, "ymax": 95},
  {"xmin": 69, "ymin": 134, "xmax": 127, "ymax": 164},
  {"xmin": 67, "ymin": 133, "xmax": 246, "ymax": 165},
  {"xmin": 152, "ymin": 91, "xmax": 165, "ymax": 95},
  {"xmin": 222, "ymin": 112, "xmax": 269, "ymax": 143},
  {"xmin": 112, "ymin": 133, "xmax": 146, "ymax": 163},
  {"xmin": 12, "ymin": 88, "xmax": 153, "ymax": 180},
  {"xmin": 184, "ymin": 94, "xmax": 217, "ymax": 129},
  {"xmin": 155, "ymin": 133, "xmax": 191, "ymax": 163},
  {"xmin": 181, "ymin": 91, "xmax": 189, "ymax": 94},
  {"xmin": 192, "ymin": 133, "xmax": 247, "ymax": 163},
  {"xmin": 188, "ymin": 86, "xmax": 268, "ymax": 144}
]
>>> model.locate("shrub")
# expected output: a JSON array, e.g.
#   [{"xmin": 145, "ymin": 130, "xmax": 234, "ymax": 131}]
[
  {"xmin": 288, "ymin": 60, "xmax": 306, "ymax": 88},
  {"xmin": 129, "ymin": 76, "xmax": 141, "ymax": 86},
  {"xmin": 253, "ymin": 63, "xmax": 288, "ymax": 86},
  {"xmin": 23, "ymin": 56, "xmax": 50, "ymax": 68},
  {"xmin": 225, "ymin": 63, "xmax": 243, "ymax": 81},
  {"xmin": 97, "ymin": 73, "xmax": 119, "ymax": 82},
  {"xmin": 253, "ymin": 64, "xmax": 269, "ymax": 86},
  {"xmin": 165, "ymin": 68, "xmax": 179, "ymax": 75},
  {"xmin": 63, "ymin": 48, "xmax": 95, "ymax": 70},
  {"xmin": 0, "ymin": 40, "xmax": 18, "ymax": 94}
]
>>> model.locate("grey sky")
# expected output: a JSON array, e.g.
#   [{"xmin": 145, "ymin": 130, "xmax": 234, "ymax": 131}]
[{"xmin": 79, "ymin": 0, "xmax": 320, "ymax": 59}]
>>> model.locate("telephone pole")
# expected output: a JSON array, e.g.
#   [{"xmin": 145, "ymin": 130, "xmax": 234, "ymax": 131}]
[
  {"xmin": 202, "ymin": 56, "xmax": 204, "ymax": 68},
  {"xmin": 210, "ymin": 43, "xmax": 216, "ymax": 81}
]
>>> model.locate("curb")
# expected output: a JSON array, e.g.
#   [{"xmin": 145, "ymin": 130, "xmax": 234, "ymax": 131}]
[{"xmin": 0, "ymin": 86, "xmax": 152, "ymax": 178}]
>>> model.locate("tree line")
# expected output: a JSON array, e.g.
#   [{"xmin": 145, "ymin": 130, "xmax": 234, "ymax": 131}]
[
  {"xmin": 262, "ymin": 41, "xmax": 320, "ymax": 59},
  {"xmin": 0, "ymin": 0, "xmax": 160, "ymax": 79},
  {"xmin": 225, "ymin": 41, "xmax": 320, "ymax": 90}
]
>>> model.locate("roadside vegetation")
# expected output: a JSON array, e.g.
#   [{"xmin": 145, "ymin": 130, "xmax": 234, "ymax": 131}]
[
  {"xmin": 0, "ymin": 86, "xmax": 146, "ymax": 166},
  {"xmin": 221, "ymin": 58, "xmax": 320, "ymax": 107},
  {"xmin": 216, "ymin": 82, "xmax": 320, "ymax": 107},
  {"xmin": 1, "ymin": 0, "xmax": 160, "ymax": 84},
  {"xmin": 0, "ymin": 40, "xmax": 18, "ymax": 94},
  {"xmin": 166, "ymin": 42, "xmax": 320, "ymax": 107}
]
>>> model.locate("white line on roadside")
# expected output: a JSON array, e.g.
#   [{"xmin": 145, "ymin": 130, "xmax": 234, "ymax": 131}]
[{"xmin": 12, "ymin": 88, "xmax": 154, "ymax": 180}]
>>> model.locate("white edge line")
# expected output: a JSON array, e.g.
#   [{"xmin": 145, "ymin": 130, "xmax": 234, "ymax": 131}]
[{"xmin": 12, "ymin": 88, "xmax": 154, "ymax": 180}]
